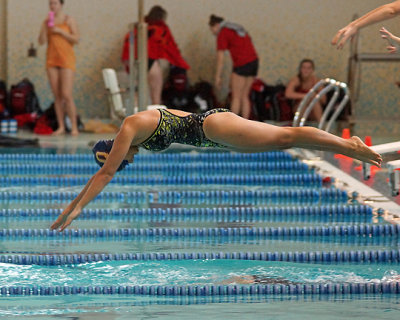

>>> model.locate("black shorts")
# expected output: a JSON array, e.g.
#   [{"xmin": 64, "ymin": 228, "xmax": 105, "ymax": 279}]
[
  {"xmin": 148, "ymin": 59, "xmax": 156, "ymax": 71},
  {"xmin": 233, "ymin": 59, "xmax": 259, "ymax": 77}
]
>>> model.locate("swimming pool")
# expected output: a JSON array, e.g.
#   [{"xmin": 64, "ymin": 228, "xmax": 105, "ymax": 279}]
[{"xmin": 0, "ymin": 148, "xmax": 399, "ymax": 319}]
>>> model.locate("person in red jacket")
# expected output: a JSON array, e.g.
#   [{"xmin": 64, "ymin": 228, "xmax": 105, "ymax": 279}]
[
  {"xmin": 122, "ymin": 6, "xmax": 189, "ymax": 105},
  {"xmin": 209, "ymin": 14, "xmax": 258, "ymax": 119}
]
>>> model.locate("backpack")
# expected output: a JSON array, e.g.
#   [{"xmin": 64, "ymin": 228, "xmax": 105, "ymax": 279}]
[
  {"xmin": 190, "ymin": 81, "xmax": 218, "ymax": 113},
  {"xmin": 0, "ymin": 80, "xmax": 9, "ymax": 119},
  {"xmin": 251, "ymin": 80, "xmax": 293, "ymax": 122},
  {"xmin": 271, "ymin": 87, "xmax": 293, "ymax": 122},
  {"xmin": 162, "ymin": 67, "xmax": 192, "ymax": 111},
  {"xmin": 10, "ymin": 79, "xmax": 41, "ymax": 116},
  {"xmin": 250, "ymin": 78, "xmax": 276, "ymax": 121}
]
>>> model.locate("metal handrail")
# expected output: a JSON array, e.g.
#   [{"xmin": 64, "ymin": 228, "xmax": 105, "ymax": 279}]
[
  {"xmin": 292, "ymin": 78, "xmax": 331, "ymax": 127},
  {"xmin": 292, "ymin": 78, "xmax": 350, "ymax": 133}
]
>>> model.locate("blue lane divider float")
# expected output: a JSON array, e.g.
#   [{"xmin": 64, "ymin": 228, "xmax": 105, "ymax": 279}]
[
  {"xmin": 0, "ymin": 191, "xmax": 146, "ymax": 203},
  {"xmin": 0, "ymin": 224, "xmax": 398, "ymax": 239},
  {"xmin": 0, "ymin": 189, "xmax": 347, "ymax": 204},
  {"xmin": 0, "ymin": 204, "xmax": 373, "ymax": 218},
  {"xmin": 0, "ymin": 174, "xmax": 321, "ymax": 187},
  {"xmin": 0, "ymin": 283, "xmax": 399, "ymax": 296},
  {"xmin": 153, "ymin": 189, "xmax": 348, "ymax": 204},
  {"xmin": 1, "ymin": 249, "xmax": 399, "ymax": 266},
  {"xmin": 0, "ymin": 214, "xmax": 372, "ymax": 224},
  {"xmin": 0, "ymin": 162, "xmax": 309, "ymax": 176},
  {"xmin": 0, "ymin": 151, "xmax": 294, "ymax": 163}
]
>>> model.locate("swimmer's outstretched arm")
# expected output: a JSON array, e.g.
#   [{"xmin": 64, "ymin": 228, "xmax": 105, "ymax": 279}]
[
  {"xmin": 51, "ymin": 118, "xmax": 139, "ymax": 231},
  {"xmin": 332, "ymin": 0, "xmax": 400, "ymax": 49}
]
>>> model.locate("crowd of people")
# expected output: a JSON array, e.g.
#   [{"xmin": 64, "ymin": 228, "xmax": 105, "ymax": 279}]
[
  {"xmin": 37, "ymin": 0, "xmax": 327, "ymax": 136},
  {"xmin": 36, "ymin": 0, "xmax": 400, "ymax": 137}
]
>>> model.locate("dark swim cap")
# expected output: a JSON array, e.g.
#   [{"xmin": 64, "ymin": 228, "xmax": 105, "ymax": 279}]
[{"xmin": 92, "ymin": 139, "xmax": 129, "ymax": 172}]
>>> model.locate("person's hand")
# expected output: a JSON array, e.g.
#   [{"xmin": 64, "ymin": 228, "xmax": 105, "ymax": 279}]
[
  {"xmin": 215, "ymin": 76, "xmax": 222, "ymax": 91},
  {"xmin": 385, "ymin": 44, "xmax": 398, "ymax": 54},
  {"xmin": 331, "ymin": 24, "xmax": 358, "ymax": 49},
  {"xmin": 51, "ymin": 26, "xmax": 64, "ymax": 35},
  {"xmin": 51, "ymin": 207, "xmax": 82, "ymax": 231},
  {"xmin": 380, "ymin": 27, "xmax": 399, "ymax": 53}
]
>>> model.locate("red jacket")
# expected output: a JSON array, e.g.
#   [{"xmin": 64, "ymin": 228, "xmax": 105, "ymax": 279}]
[{"xmin": 122, "ymin": 20, "xmax": 189, "ymax": 70}]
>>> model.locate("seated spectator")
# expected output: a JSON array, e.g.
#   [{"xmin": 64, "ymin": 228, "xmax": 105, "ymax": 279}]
[{"xmin": 285, "ymin": 59, "xmax": 325, "ymax": 122}]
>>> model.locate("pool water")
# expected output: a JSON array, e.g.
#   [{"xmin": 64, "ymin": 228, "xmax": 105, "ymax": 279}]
[
  {"xmin": 1, "ymin": 260, "xmax": 400, "ymax": 287},
  {"xmin": 0, "ymin": 148, "xmax": 399, "ymax": 319}
]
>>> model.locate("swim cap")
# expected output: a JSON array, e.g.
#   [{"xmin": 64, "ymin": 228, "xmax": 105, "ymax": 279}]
[{"xmin": 92, "ymin": 139, "xmax": 129, "ymax": 172}]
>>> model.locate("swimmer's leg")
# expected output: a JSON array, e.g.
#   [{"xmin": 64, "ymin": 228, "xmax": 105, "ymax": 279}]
[{"xmin": 203, "ymin": 112, "xmax": 382, "ymax": 166}]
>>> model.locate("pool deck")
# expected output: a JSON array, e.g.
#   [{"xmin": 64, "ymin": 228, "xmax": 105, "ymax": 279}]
[{"xmin": 289, "ymin": 149, "xmax": 400, "ymax": 223}]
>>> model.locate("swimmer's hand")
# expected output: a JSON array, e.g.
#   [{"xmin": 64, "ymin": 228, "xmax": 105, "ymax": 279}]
[
  {"xmin": 51, "ymin": 207, "xmax": 82, "ymax": 231},
  {"xmin": 331, "ymin": 24, "xmax": 358, "ymax": 49},
  {"xmin": 380, "ymin": 27, "xmax": 400, "ymax": 53}
]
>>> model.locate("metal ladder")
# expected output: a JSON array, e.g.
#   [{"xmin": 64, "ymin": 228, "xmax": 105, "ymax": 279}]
[{"xmin": 292, "ymin": 78, "xmax": 349, "ymax": 133}]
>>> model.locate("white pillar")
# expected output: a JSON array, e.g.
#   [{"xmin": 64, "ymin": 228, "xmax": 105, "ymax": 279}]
[{"xmin": 137, "ymin": 0, "xmax": 148, "ymax": 111}]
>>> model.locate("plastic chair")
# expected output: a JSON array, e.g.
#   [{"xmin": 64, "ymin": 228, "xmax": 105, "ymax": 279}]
[{"xmin": 102, "ymin": 68, "xmax": 127, "ymax": 120}]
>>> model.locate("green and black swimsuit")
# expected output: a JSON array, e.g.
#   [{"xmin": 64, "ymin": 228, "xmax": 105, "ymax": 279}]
[{"xmin": 139, "ymin": 108, "xmax": 230, "ymax": 151}]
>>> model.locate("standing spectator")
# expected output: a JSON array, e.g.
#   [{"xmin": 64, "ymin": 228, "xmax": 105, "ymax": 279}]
[
  {"xmin": 38, "ymin": 0, "xmax": 80, "ymax": 136},
  {"xmin": 122, "ymin": 5, "xmax": 189, "ymax": 105},
  {"xmin": 209, "ymin": 14, "xmax": 258, "ymax": 119},
  {"xmin": 285, "ymin": 59, "xmax": 324, "ymax": 122}
]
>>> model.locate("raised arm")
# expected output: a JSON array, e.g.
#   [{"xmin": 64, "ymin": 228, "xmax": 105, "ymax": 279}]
[
  {"xmin": 285, "ymin": 77, "xmax": 305, "ymax": 100},
  {"xmin": 332, "ymin": 0, "xmax": 400, "ymax": 49},
  {"xmin": 51, "ymin": 118, "xmax": 138, "ymax": 231}
]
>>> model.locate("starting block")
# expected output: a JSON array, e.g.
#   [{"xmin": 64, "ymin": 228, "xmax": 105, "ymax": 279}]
[
  {"xmin": 387, "ymin": 159, "xmax": 400, "ymax": 196},
  {"xmin": 363, "ymin": 141, "xmax": 400, "ymax": 180}
]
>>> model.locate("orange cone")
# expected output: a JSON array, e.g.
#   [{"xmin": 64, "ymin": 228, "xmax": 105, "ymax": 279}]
[
  {"xmin": 342, "ymin": 128, "xmax": 351, "ymax": 139},
  {"xmin": 365, "ymin": 136, "xmax": 372, "ymax": 147}
]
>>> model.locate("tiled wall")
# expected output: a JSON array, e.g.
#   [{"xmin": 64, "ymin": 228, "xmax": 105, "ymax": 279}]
[{"xmin": 1, "ymin": 0, "xmax": 399, "ymax": 134}]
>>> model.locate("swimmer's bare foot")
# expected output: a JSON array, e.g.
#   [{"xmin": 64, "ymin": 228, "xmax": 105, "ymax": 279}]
[
  {"xmin": 345, "ymin": 136, "xmax": 382, "ymax": 167},
  {"xmin": 70, "ymin": 130, "xmax": 79, "ymax": 136},
  {"xmin": 52, "ymin": 128, "xmax": 65, "ymax": 136}
]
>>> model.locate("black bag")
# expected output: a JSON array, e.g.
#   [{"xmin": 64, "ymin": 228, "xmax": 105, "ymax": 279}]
[
  {"xmin": 190, "ymin": 81, "xmax": 217, "ymax": 113},
  {"xmin": 162, "ymin": 67, "xmax": 193, "ymax": 111},
  {"xmin": 251, "ymin": 80, "xmax": 293, "ymax": 122},
  {"xmin": 10, "ymin": 79, "xmax": 41, "ymax": 116}
]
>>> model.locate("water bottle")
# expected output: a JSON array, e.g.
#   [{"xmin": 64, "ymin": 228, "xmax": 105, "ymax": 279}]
[
  {"xmin": 0, "ymin": 120, "xmax": 8, "ymax": 134},
  {"xmin": 8, "ymin": 119, "xmax": 17, "ymax": 134},
  {"xmin": 48, "ymin": 12, "xmax": 55, "ymax": 28}
]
